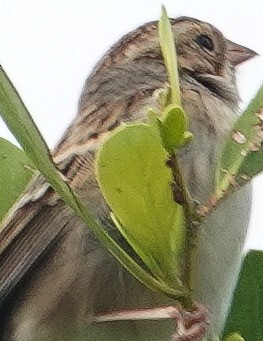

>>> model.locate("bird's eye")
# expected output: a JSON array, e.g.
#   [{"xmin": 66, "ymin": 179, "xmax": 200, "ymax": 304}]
[{"xmin": 195, "ymin": 34, "xmax": 214, "ymax": 51}]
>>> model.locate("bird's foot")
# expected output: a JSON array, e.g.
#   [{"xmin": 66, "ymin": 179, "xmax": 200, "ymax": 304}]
[{"xmin": 171, "ymin": 303, "xmax": 209, "ymax": 341}]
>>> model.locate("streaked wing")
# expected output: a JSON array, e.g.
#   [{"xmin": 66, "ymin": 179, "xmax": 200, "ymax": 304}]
[
  {"xmin": 0, "ymin": 196, "xmax": 71, "ymax": 305},
  {"xmin": 0, "ymin": 149, "xmax": 100, "ymax": 306}
]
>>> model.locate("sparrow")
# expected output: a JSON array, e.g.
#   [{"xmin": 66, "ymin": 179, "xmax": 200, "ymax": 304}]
[{"xmin": 0, "ymin": 16, "xmax": 256, "ymax": 341}]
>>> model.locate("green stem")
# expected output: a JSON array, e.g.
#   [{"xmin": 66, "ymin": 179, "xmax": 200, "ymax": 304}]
[{"xmin": 168, "ymin": 153, "xmax": 199, "ymax": 308}]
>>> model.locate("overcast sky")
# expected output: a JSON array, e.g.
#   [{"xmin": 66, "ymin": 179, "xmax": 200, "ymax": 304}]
[{"xmin": 0, "ymin": 1, "xmax": 262, "ymax": 250}]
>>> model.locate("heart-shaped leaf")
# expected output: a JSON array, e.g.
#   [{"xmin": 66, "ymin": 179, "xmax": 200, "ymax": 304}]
[{"xmin": 96, "ymin": 123, "xmax": 186, "ymax": 289}]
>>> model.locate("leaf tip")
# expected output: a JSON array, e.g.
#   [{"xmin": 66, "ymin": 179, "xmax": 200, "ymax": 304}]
[{"xmin": 161, "ymin": 4, "xmax": 167, "ymax": 16}]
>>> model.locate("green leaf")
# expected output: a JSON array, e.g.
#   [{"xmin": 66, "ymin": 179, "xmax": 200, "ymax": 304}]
[
  {"xmin": 0, "ymin": 138, "xmax": 34, "ymax": 222},
  {"xmin": 224, "ymin": 333, "xmax": 245, "ymax": 341},
  {"xmin": 223, "ymin": 250, "xmax": 263, "ymax": 341},
  {"xmin": 0, "ymin": 65, "xmax": 182, "ymax": 298},
  {"xmin": 158, "ymin": 105, "xmax": 193, "ymax": 153},
  {"xmin": 95, "ymin": 123, "xmax": 186, "ymax": 290},
  {"xmin": 158, "ymin": 6, "xmax": 181, "ymax": 106},
  {"xmin": 217, "ymin": 85, "xmax": 263, "ymax": 198}
]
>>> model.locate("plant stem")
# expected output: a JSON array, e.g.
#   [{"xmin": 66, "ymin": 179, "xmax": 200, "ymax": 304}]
[{"xmin": 168, "ymin": 153, "xmax": 200, "ymax": 308}]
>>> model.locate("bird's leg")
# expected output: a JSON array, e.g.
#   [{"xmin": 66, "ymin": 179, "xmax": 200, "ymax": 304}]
[
  {"xmin": 93, "ymin": 303, "xmax": 209, "ymax": 341},
  {"xmin": 93, "ymin": 305, "xmax": 183, "ymax": 323}
]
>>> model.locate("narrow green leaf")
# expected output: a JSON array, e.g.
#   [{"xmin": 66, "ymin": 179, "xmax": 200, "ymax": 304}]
[
  {"xmin": 158, "ymin": 6, "xmax": 181, "ymax": 106},
  {"xmin": 95, "ymin": 123, "xmax": 186, "ymax": 290},
  {"xmin": 217, "ymin": 85, "xmax": 263, "ymax": 198},
  {"xmin": 223, "ymin": 250, "xmax": 263, "ymax": 341},
  {"xmin": 0, "ymin": 138, "xmax": 34, "ymax": 221}
]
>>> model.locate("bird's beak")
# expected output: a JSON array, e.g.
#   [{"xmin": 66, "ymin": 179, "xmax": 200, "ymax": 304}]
[{"xmin": 226, "ymin": 39, "xmax": 258, "ymax": 66}]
